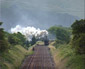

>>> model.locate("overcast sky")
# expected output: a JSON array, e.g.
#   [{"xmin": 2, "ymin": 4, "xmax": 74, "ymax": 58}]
[{"xmin": 0, "ymin": 0, "xmax": 85, "ymax": 31}]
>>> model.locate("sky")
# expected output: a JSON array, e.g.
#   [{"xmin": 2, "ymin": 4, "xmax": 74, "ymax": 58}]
[{"xmin": 0, "ymin": 0, "xmax": 85, "ymax": 31}]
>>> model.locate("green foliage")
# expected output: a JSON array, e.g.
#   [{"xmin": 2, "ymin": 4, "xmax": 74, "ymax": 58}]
[
  {"xmin": 24, "ymin": 40, "xmax": 30, "ymax": 49},
  {"xmin": 71, "ymin": 19, "xmax": 85, "ymax": 54},
  {"xmin": 71, "ymin": 19, "xmax": 85, "ymax": 34},
  {"xmin": 13, "ymin": 32, "xmax": 26, "ymax": 45},
  {"xmin": 56, "ymin": 28, "xmax": 70, "ymax": 43},
  {"xmin": 55, "ymin": 40, "xmax": 64, "ymax": 47},
  {"xmin": 50, "ymin": 42, "xmax": 85, "ymax": 69},
  {"xmin": 48, "ymin": 26, "xmax": 58, "ymax": 35},
  {"xmin": 72, "ymin": 33, "xmax": 85, "ymax": 54},
  {"xmin": 0, "ymin": 40, "xmax": 9, "ymax": 52},
  {"xmin": 0, "ymin": 45, "xmax": 34, "ymax": 69},
  {"xmin": 31, "ymin": 35, "xmax": 37, "ymax": 45},
  {"xmin": 66, "ymin": 54, "xmax": 85, "ymax": 69},
  {"xmin": 26, "ymin": 40, "xmax": 30, "ymax": 47},
  {"xmin": 0, "ymin": 22, "xmax": 9, "ymax": 52},
  {"xmin": 8, "ymin": 32, "xmax": 26, "ymax": 46},
  {"xmin": 59, "ymin": 44, "xmax": 85, "ymax": 69},
  {"xmin": 8, "ymin": 34, "xmax": 18, "ymax": 45},
  {"xmin": 48, "ymin": 26, "xmax": 71, "ymax": 43},
  {"xmin": 0, "ymin": 22, "xmax": 29, "ymax": 50}
]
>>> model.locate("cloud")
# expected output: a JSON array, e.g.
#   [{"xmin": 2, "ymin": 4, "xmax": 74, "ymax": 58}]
[{"xmin": 11, "ymin": 25, "xmax": 48, "ymax": 41}]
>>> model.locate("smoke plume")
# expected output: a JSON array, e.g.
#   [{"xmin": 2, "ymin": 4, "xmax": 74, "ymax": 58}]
[{"xmin": 11, "ymin": 25, "xmax": 48, "ymax": 41}]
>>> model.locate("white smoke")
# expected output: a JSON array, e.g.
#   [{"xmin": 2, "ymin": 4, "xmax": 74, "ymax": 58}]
[{"xmin": 11, "ymin": 25, "xmax": 48, "ymax": 41}]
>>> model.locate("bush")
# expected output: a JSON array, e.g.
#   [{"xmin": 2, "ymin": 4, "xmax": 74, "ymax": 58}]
[
  {"xmin": 72, "ymin": 33, "xmax": 85, "ymax": 54},
  {"xmin": 8, "ymin": 34, "xmax": 19, "ymax": 45},
  {"xmin": 48, "ymin": 26, "xmax": 71, "ymax": 43},
  {"xmin": 8, "ymin": 32, "xmax": 26, "ymax": 46},
  {"xmin": 71, "ymin": 19, "xmax": 85, "ymax": 54},
  {"xmin": 31, "ymin": 35, "xmax": 37, "ymax": 45},
  {"xmin": 0, "ymin": 40, "xmax": 9, "ymax": 52},
  {"xmin": 0, "ymin": 22, "xmax": 9, "ymax": 52}
]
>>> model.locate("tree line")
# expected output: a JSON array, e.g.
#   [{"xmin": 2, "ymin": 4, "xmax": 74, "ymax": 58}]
[
  {"xmin": 0, "ymin": 19, "xmax": 85, "ymax": 54},
  {"xmin": 48, "ymin": 26, "xmax": 71, "ymax": 44},
  {"xmin": 0, "ymin": 22, "xmax": 37, "ymax": 53},
  {"xmin": 48, "ymin": 19, "xmax": 85, "ymax": 54},
  {"xmin": 71, "ymin": 19, "xmax": 85, "ymax": 54}
]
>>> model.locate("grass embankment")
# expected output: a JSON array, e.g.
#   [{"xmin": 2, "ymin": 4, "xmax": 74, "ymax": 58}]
[
  {"xmin": 49, "ymin": 42, "xmax": 85, "ymax": 69},
  {"xmin": 0, "ymin": 45, "xmax": 34, "ymax": 69},
  {"xmin": 36, "ymin": 41, "xmax": 44, "ymax": 45}
]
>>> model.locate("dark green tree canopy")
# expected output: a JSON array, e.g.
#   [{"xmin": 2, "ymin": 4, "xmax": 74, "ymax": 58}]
[
  {"xmin": 71, "ymin": 19, "xmax": 85, "ymax": 34},
  {"xmin": 0, "ymin": 22, "xmax": 9, "ymax": 52},
  {"xmin": 48, "ymin": 26, "xmax": 71, "ymax": 43},
  {"xmin": 31, "ymin": 35, "xmax": 37, "ymax": 45},
  {"xmin": 71, "ymin": 19, "xmax": 85, "ymax": 54},
  {"xmin": 0, "ymin": 22, "xmax": 4, "ymax": 40},
  {"xmin": 8, "ymin": 32, "xmax": 26, "ymax": 45}
]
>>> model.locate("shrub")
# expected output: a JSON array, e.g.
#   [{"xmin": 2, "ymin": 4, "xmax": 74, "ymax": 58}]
[
  {"xmin": 71, "ymin": 19, "xmax": 85, "ymax": 54},
  {"xmin": 0, "ymin": 22, "xmax": 9, "ymax": 52}
]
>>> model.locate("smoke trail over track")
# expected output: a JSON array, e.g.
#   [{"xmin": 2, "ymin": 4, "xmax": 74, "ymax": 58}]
[{"xmin": 11, "ymin": 25, "xmax": 48, "ymax": 40}]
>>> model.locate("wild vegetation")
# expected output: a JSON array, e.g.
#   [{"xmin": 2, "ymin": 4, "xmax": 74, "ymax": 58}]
[
  {"xmin": 48, "ymin": 19, "xmax": 85, "ymax": 69},
  {"xmin": 0, "ymin": 19, "xmax": 85, "ymax": 69},
  {"xmin": 0, "ymin": 45, "xmax": 34, "ymax": 69},
  {"xmin": 0, "ymin": 22, "xmax": 9, "ymax": 52},
  {"xmin": 48, "ymin": 26, "xmax": 71, "ymax": 44},
  {"xmin": 71, "ymin": 19, "xmax": 85, "ymax": 54},
  {"xmin": 0, "ymin": 22, "xmax": 37, "ymax": 69},
  {"xmin": 49, "ymin": 43, "xmax": 85, "ymax": 69}
]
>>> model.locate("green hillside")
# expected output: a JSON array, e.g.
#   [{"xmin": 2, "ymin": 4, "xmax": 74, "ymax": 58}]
[
  {"xmin": 49, "ymin": 43, "xmax": 85, "ymax": 69},
  {"xmin": 0, "ymin": 45, "xmax": 34, "ymax": 69}
]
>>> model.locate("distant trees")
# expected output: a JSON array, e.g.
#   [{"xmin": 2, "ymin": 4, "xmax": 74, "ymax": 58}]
[
  {"xmin": 56, "ymin": 28, "xmax": 70, "ymax": 43},
  {"xmin": 25, "ymin": 40, "xmax": 30, "ymax": 47},
  {"xmin": 71, "ymin": 19, "xmax": 85, "ymax": 54},
  {"xmin": 48, "ymin": 26, "xmax": 58, "ymax": 36},
  {"xmin": 8, "ymin": 32, "xmax": 26, "ymax": 46},
  {"xmin": 48, "ymin": 26, "xmax": 71, "ymax": 44},
  {"xmin": 0, "ymin": 22, "xmax": 9, "ymax": 52},
  {"xmin": 0, "ymin": 22, "xmax": 29, "ymax": 51},
  {"xmin": 0, "ymin": 22, "xmax": 38, "ymax": 52},
  {"xmin": 31, "ymin": 35, "xmax": 37, "ymax": 45},
  {"xmin": 71, "ymin": 19, "xmax": 85, "ymax": 34},
  {"xmin": 4, "ymin": 30, "xmax": 31, "ymax": 49}
]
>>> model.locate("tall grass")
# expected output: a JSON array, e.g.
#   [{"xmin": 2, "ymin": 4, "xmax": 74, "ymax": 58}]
[
  {"xmin": 0, "ymin": 45, "xmax": 34, "ymax": 69},
  {"xmin": 49, "ymin": 43, "xmax": 85, "ymax": 69}
]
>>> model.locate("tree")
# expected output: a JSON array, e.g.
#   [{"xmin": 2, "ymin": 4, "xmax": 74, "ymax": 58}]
[
  {"xmin": 56, "ymin": 28, "xmax": 70, "ymax": 43},
  {"xmin": 8, "ymin": 32, "xmax": 26, "ymax": 46},
  {"xmin": 71, "ymin": 19, "xmax": 85, "ymax": 34},
  {"xmin": 31, "ymin": 35, "xmax": 37, "ymax": 45},
  {"xmin": 48, "ymin": 26, "xmax": 58, "ymax": 36},
  {"xmin": 24, "ymin": 40, "xmax": 30, "ymax": 49},
  {"xmin": 48, "ymin": 26, "xmax": 70, "ymax": 43},
  {"xmin": 71, "ymin": 19, "xmax": 85, "ymax": 54},
  {"xmin": 0, "ymin": 22, "xmax": 9, "ymax": 52},
  {"xmin": 12, "ymin": 32, "xmax": 26, "ymax": 45},
  {"xmin": 8, "ymin": 34, "xmax": 18, "ymax": 45}
]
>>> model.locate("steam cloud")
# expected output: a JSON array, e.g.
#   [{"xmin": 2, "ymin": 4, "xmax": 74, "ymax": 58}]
[{"xmin": 11, "ymin": 25, "xmax": 48, "ymax": 41}]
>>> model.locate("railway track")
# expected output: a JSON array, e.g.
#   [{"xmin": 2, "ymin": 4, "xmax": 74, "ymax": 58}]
[{"xmin": 21, "ymin": 45, "xmax": 56, "ymax": 69}]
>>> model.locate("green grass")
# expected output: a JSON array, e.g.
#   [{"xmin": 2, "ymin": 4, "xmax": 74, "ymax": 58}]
[
  {"xmin": 66, "ymin": 54, "xmax": 85, "ymax": 69},
  {"xmin": 0, "ymin": 45, "xmax": 34, "ymax": 69},
  {"xmin": 49, "ymin": 42, "xmax": 85, "ymax": 69},
  {"xmin": 57, "ymin": 44, "xmax": 74, "ymax": 59},
  {"xmin": 58, "ymin": 44, "xmax": 85, "ymax": 69}
]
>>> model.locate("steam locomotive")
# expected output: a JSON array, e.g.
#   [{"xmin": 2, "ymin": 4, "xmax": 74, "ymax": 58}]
[{"xmin": 44, "ymin": 36, "xmax": 49, "ymax": 45}]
